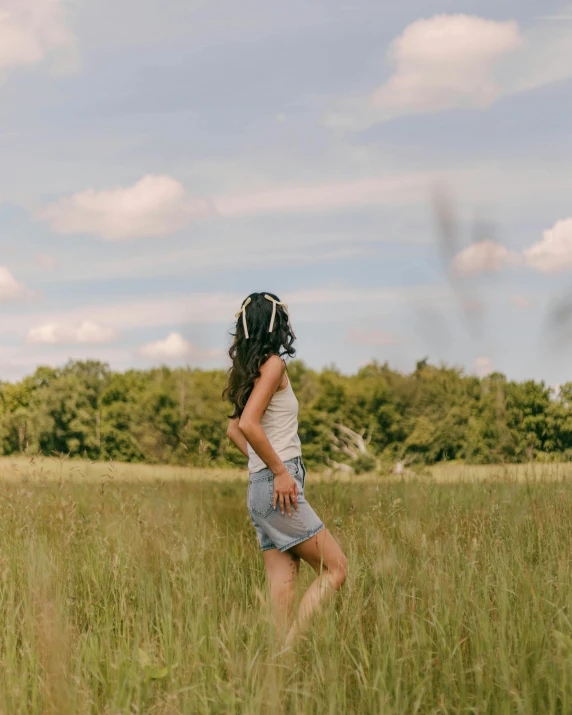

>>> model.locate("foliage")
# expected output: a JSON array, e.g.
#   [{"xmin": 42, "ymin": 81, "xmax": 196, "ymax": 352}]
[{"xmin": 0, "ymin": 358, "xmax": 570, "ymax": 466}]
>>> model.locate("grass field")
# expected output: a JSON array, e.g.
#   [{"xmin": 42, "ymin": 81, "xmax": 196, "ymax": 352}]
[
  {"xmin": 1, "ymin": 457, "xmax": 572, "ymax": 713},
  {"xmin": 3, "ymin": 454, "xmax": 572, "ymax": 484}
]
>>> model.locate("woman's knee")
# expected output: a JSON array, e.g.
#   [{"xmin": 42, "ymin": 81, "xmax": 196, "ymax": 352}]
[
  {"xmin": 336, "ymin": 554, "xmax": 348, "ymax": 588},
  {"xmin": 328, "ymin": 553, "xmax": 347, "ymax": 590}
]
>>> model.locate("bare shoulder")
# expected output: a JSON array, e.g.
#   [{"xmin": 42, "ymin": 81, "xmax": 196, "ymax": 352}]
[{"xmin": 259, "ymin": 354, "xmax": 286, "ymax": 379}]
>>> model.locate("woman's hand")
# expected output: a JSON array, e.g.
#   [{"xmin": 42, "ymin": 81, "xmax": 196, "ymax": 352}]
[{"xmin": 273, "ymin": 468, "xmax": 299, "ymax": 517}]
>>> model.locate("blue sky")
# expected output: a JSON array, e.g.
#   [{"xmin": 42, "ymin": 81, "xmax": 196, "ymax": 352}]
[{"xmin": 1, "ymin": 0, "xmax": 572, "ymax": 384}]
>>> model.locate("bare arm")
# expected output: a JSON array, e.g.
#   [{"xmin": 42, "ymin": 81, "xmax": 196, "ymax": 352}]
[
  {"xmin": 239, "ymin": 356, "xmax": 288, "ymax": 475},
  {"xmin": 238, "ymin": 355, "xmax": 298, "ymax": 516},
  {"xmin": 226, "ymin": 418, "xmax": 249, "ymax": 458}
]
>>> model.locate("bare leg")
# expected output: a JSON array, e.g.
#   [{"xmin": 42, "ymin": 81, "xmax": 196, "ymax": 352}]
[
  {"xmin": 263, "ymin": 548, "xmax": 300, "ymax": 638},
  {"xmin": 285, "ymin": 528, "xmax": 346, "ymax": 645}
]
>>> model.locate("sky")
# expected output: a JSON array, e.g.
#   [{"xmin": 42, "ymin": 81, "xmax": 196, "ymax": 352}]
[{"xmin": 1, "ymin": 0, "xmax": 572, "ymax": 384}]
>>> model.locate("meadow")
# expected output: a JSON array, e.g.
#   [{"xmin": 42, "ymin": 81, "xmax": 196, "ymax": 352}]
[{"xmin": 1, "ymin": 457, "xmax": 572, "ymax": 713}]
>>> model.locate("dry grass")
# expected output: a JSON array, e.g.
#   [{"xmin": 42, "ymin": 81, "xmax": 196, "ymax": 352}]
[
  {"xmin": 0, "ymin": 455, "xmax": 244, "ymax": 484},
  {"xmin": 0, "ymin": 458, "xmax": 572, "ymax": 712},
  {"xmin": 4, "ymin": 455, "xmax": 572, "ymax": 485}
]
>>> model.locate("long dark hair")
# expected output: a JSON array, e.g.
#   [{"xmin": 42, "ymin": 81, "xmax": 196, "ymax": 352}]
[{"xmin": 223, "ymin": 292, "xmax": 296, "ymax": 418}]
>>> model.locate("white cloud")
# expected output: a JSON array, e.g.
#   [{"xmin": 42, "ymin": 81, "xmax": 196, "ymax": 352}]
[
  {"xmin": 474, "ymin": 356, "xmax": 493, "ymax": 378},
  {"xmin": 349, "ymin": 327, "xmax": 398, "ymax": 345},
  {"xmin": 0, "ymin": 294, "xmax": 239, "ymax": 336},
  {"xmin": 325, "ymin": 12, "xmax": 572, "ymax": 129},
  {"xmin": 523, "ymin": 218, "xmax": 572, "ymax": 273},
  {"xmin": 452, "ymin": 239, "xmax": 522, "ymax": 276},
  {"xmin": 0, "ymin": 286, "xmax": 451, "ymax": 340},
  {"xmin": 214, "ymin": 172, "xmax": 429, "ymax": 217},
  {"xmin": 140, "ymin": 332, "xmax": 191, "ymax": 359},
  {"xmin": 27, "ymin": 321, "xmax": 118, "ymax": 345},
  {"xmin": 40, "ymin": 175, "xmax": 210, "ymax": 241},
  {"xmin": 39, "ymin": 165, "xmax": 447, "ymax": 243},
  {"xmin": 373, "ymin": 15, "xmax": 523, "ymax": 115},
  {"xmin": 27, "ymin": 323, "xmax": 67, "ymax": 344},
  {"xmin": 0, "ymin": 265, "xmax": 30, "ymax": 301},
  {"xmin": 0, "ymin": 0, "xmax": 77, "ymax": 79},
  {"xmin": 139, "ymin": 332, "xmax": 222, "ymax": 361},
  {"xmin": 75, "ymin": 321, "xmax": 118, "ymax": 344},
  {"xmin": 326, "ymin": 15, "xmax": 523, "ymax": 127}
]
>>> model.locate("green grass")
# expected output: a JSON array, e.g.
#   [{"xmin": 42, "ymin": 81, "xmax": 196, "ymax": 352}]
[{"xmin": 1, "ymin": 459, "xmax": 572, "ymax": 713}]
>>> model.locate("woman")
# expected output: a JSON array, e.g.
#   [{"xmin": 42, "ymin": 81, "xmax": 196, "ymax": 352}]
[{"xmin": 224, "ymin": 292, "xmax": 347, "ymax": 644}]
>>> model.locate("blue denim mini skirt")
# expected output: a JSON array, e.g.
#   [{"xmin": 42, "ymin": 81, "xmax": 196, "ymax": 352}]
[{"xmin": 247, "ymin": 456, "xmax": 324, "ymax": 552}]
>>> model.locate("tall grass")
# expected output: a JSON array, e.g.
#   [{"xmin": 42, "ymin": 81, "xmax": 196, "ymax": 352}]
[{"xmin": 0, "ymin": 463, "xmax": 571, "ymax": 713}]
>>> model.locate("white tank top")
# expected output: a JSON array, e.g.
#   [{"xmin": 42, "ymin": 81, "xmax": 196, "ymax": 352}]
[{"xmin": 247, "ymin": 376, "xmax": 302, "ymax": 474}]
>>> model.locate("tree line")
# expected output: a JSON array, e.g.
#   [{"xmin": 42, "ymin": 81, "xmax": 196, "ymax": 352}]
[{"xmin": 0, "ymin": 359, "xmax": 570, "ymax": 470}]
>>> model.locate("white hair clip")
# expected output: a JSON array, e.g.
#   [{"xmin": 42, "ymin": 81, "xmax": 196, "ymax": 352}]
[
  {"xmin": 235, "ymin": 295, "xmax": 294, "ymax": 340},
  {"xmin": 234, "ymin": 296, "xmax": 252, "ymax": 339},
  {"xmin": 264, "ymin": 294, "xmax": 292, "ymax": 334}
]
